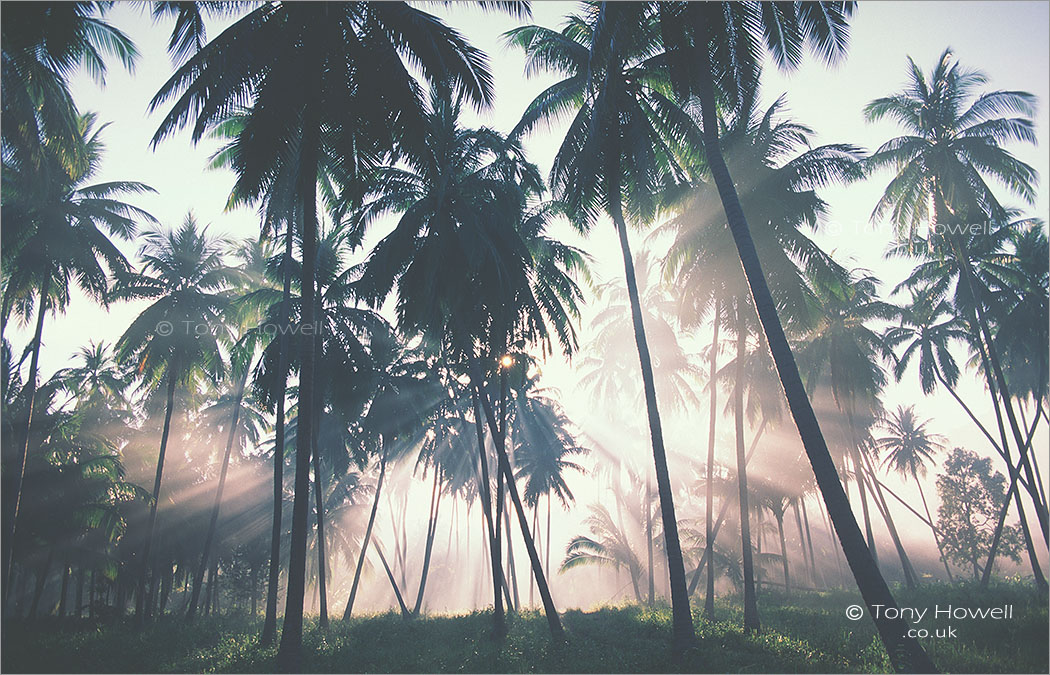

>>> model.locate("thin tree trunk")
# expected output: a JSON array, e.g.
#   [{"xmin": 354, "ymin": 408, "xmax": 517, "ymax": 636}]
[
  {"xmin": 312, "ymin": 414, "xmax": 328, "ymax": 630},
  {"xmin": 704, "ymin": 297, "xmax": 720, "ymax": 619},
  {"xmin": 530, "ymin": 506, "xmax": 538, "ymax": 607},
  {"xmin": 76, "ymin": 567, "xmax": 84, "ymax": 619},
  {"xmin": 792, "ymin": 501, "xmax": 814, "ymax": 587},
  {"xmin": 692, "ymin": 32, "xmax": 935, "ymax": 669},
  {"xmin": 343, "ymin": 441, "xmax": 387, "ymax": 619},
  {"xmin": 373, "ymin": 542, "xmax": 410, "ymax": 618},
  {"xmin": 261, "ymin": 216, "xmax": 294, "ymax": 646},
  {"xmin": 801, "ymin": 497, "xmax": 822, "ymax": 588},
  {"xmin": 3, "ymin": 282, "xmax": 48, "ymax": 601},
  {"xmin": 187, "ymin": 367, "xmax": 249, "ymax": 620},
  {"xmin": 915, "ymin": 480, "xmax": 954, "ymax": 582},
  {"xmin": 137, "ymin": 371, "xmax": 177, "ymax": 624},
  {"xmin": 28, "ymin": 550, "xmax": 53, "ymax": 619},
  {"xmin": 860, "ymin": 458, "xmax": 917, "ymax": 589},
  {"xmin": 845, "ymin": 415, "xmax": 879, "ymax": 567},
  {"xmin": 277, "ymin": 89, "xmax": 321, "ymax": 673},
  {"xmin": 503, "ymin": 497, "xmax": 520, "ymax": 612},
  {"xmin": 608, "ymin": 193, "xmax": 693, "ymax": 654},
  {"xmin": 413, "ymin": 470, "xmax": 443, "ymax": 616},
  {"xmin": 776, "ymin": 513, "xmax": 790, "ymax": 593},
  {"xmin": 58, "ymin": 563, "xmax": 69, "ymax": 618},
  {"xmin": 733, "ymin": 306, "xmax": 759, "ymax": 631},
  {"xmin": 546, "ymin": 493, "xmax": 552, "ymax": 582},
  {"xmin": 646, "ymin": 477, "xmax": 654, "ymax": 607}
]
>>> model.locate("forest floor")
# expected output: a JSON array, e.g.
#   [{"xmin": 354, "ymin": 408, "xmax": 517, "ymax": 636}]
[{"xmin": 2, "ymin": 582, "xmax": 1046, "ymax": 673}]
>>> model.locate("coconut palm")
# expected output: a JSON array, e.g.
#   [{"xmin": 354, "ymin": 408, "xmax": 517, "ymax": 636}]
[
  {"xmin": 149, "ymin": 3, "xmax": 498, "ymax": 664},
  {"xmin": 113, "ymin": 215, "xmax": 236, "ymax": 622},
  {"xmin": 864, "ymin": 49, "xmax": 1046, "ymax": 549},
  {"xmin": 876, "ymin": 406, "xmax": 952, "ymax": 580},
  {"xmin": 1, "ymin": 113, "xmax": 154, "ymax": 598},
  {"xmin": 507, "ymin": 4, "xmax": 703, "ymax": 650}
]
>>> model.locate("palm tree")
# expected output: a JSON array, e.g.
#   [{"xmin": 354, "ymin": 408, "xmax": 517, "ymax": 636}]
[
  {"xmin": 653, "ymin": 2, "xmax": 934, "ymax": 667},
  {"xmin": 1, "ymin": 113, "xmax": 154, "ymax": 599},
  {"xmin": 508, "ymin": 5, "xmax": 703, "ymax": 651},
  {"xmin": 114, "ymin": 215, "xmax": 235, "ymax": 622},
  {"xmin": 876, "ymin": 406, "xmax": 953, "ymax": 581},
  {"xmin": 561, "ymin": 503, "xmax": 647, "ymax": 604},
  {"xmin": 149, "ymin": 3, "xmax": 498, "ymax": 665},
  {"xmin": 864, "ymin": 48, "xmax": 1046, "ymax": 549}
]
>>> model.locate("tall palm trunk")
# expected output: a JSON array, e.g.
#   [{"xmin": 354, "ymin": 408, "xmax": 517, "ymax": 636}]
[
  {"xmin": 915, "ymin": 478, "xmax": 954, "ymax": 582},
  {"xmin": 28, "ymin": 549, "xmax": 53, "ymax": 619},
  {"xmin": 187, "ymin": 367, "xmax": 249, "ymax": 620},
  {"xmin": 58, "ymin": 563, "xmax": 70, "ymax": 617},
  {"xmin": 262, "ymin": 219, "xmax": 294, "ymax": 646},
  {"xmin": 413, "ymin": 470, "xmax": 443, "ymax": 616},
  {"xmin": 845, "ymin": 413, "xmax": 878, "ymax": 566},
  {"xmin": 473, "ymin": 371, "xmax": 564, "ymax": 642},
  {"xmin": 608, "ymin": 189, "xmax": 693, "ymax": 654},
  {"xmin": 469, "ymin": 385, "xmax": 505, "ymax": 636},
  {"xmin": 503, "ymin": 498, "xmax": 520, "ymax": 611},
  {"xmin": 277, "ymin": 90, "xmax": 321, "ymax": 672},
  {"xmin": 859, "ymin": 456, "xmax": 917, "ymax": 589},
  {"xmin": 775, "ymin": 512, "xmax": 790, "ymax": 593},
  {"xmin": 704, "ymin": 297, "xmax": 720, "ymax": 619},
  {"xmin": 137, "ymin": 370, "xmax": 177, "ymax": 624},
  {"xmin": 546, "ymin": 493, "xmax": 552, "ymax": 582},
  {"xmin": 792, "ymin": 501, "xmax": 815, "ymax": 587},
  {"xmin": 4, "ymin": 282, "xmax": 48, "ymax": 600},
  {"xmin": 733, "ymin": 307, "xmax": 759, "ymax": 632},
  {"xmin": 801, "ymin": 498, "xmax": 822, "ymax": 588},
  {"xmin": 646, "ymin": 478, "xmax": 654, "ymax": 607},
  {"xmin": 343, "ymin": 441, "xmax": 387, "ymax": 619},
  {"xmin": 693, "ymin": 43, "xmax": 935, "ymax": 671},
  {"xmin": 374, "ymin": 542, "xmax": 410, "ymax": 618}
]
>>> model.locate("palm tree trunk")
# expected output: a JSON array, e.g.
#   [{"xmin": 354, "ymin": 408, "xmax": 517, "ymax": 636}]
[
  {"xmin": 693, "ymin": 40, "xmax": 935, "ymax": 671},
  {"xmin": 845, "ymin": 414, "xmax": 878, "ymax": 566},
  {"xmin": 373, "ymin": 542, "xmax": 410, "ymax": 618},
  {"xmin": 58, "ymin": 563, "xmax": 70, "ymax": 618},
  {"xmin": 343, "ymin": 441, "xmax": 387, "ymax": 619},
  {"xmin": 187, "ymin": 367, "xmax": 249, "ymax": 620},
  {"xmin": 546, "ymin": 493, "xmax": 552, "ymax": 582},
  {"xmin": 28, "ymin": 549, "xmax": 52, "ymax": 619},
  {"xmin": 792, "ymin": 501, "xmax": 814, "ymax": 587},
  {"xmin": 530, "ymin": 506, "xmax": 538, "ymax": 607},
  {"xmin": 261, "ymin": 218, "xmax": 294, "ymax": 646},
  {"xmin": 469, "ymin": 384, "xmax": 505, "ymax": 636},
  {"xmin": 646, "ymin": 477, "xmax": 654, "ymax": 607},
  {"xmin": 503, "ymin": 497, "xmax": 520, "ymax": 612},
  {"xmin": 137, "ymin": 370, "xmax": 177, "ymax": 624},
  {"xmin": 473, "ymin": 370, "xmax": 564, "ymax": 642},
  {"xmin": 704, "ymin": 297, "xmax": 720, "ymax": 619},
  {"xmin": 801, "ymin": 497, "xmax": 822, "ymax": 588},
  {"xmin": 608, "ymin": 191, "xmax": 693, "ymax": 654},
  {"xmin": 76, "ymin": 567, "xmax": 84, "ymax": 619},
  {"xmin": 776, "ymin": 513, "xmax": 790, "ymax": 593},
  {"xmin": 859, "ymin": 456, "xmax": 918, "ymax": 589},
  {"xmin": 312, "ymin": 415, "xmax": 328, "ymax": 630},
  {"xmin": 733, "ymin": 306, "xmax": 760, "ymax": 631},
  {"xmin": 277, "ymin": 89, "xmax": 321, "ymax": 673},
  {"xmin": 4, "ymin": 282, "xmax": 48, "ymax": 600},
  {"xmin": 413, "ymin": 470, "xmax": 443, "ymax": 616}
]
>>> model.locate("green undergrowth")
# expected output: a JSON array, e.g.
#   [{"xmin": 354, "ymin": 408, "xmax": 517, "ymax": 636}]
[{"xmin": 2, "ymin": 582, "xmax": 1045, "ymax": 673}]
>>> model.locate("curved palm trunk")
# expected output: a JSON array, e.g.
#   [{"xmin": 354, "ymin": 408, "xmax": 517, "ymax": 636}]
[
  {"xmin": 137, "ymin": 370, "xmax": 177, "ymax": 625},
  {"xmin": 704, "ymin": 298, "xmax": 720, "ymax": 619},
  {"xmin": 733, "ymin": 308, "xmax": 759, "ymax": 632},
  {"xmin": 277, "ymin": 93, "xmax": 320, "ymax": 673},
  {"xmin": 3, "ymin": 284, "xmax": 48, "ymax": 601},
  {"xmin": 694, "ymin": 45, "xmax": 936, "ymax": 672},
  {"xmin": 187, "ymin": 368, "xmax": 249, "ymax": 620},
  {"xmin": 609, "ymin": 196, "xmax": 693, "ymax": 655},
  {"xmin": 261, "ymin": 220, "xmax": 294, "ymax": 646},
  {"xmin": 343, "ymin": 440, "xmax": 387, "ymax": 619},
  {"xmin": 469, "ymin": 385, "xmax": 505, "ymax": 636},
  {"xmin": 473, "ymin": 371, "xmax": 565, "ymax": 642}
]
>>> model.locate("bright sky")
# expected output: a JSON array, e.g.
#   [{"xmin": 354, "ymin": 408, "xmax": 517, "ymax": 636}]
[{"xmin": 6, "ymin": 1, "xmax": 1049, "ymax": 585}]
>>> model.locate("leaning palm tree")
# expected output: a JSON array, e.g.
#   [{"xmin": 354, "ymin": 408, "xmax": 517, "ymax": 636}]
[
  {"xmin": 148, "ymin": 3, "xmax": 499, "ymax": 665},
  {"xmin": 113, "ymin": 216, "xmax": 235, "ymax": 622},
  {"xmin": 864, "ymin": 48, "xmax": 1046, "ymax": 550},
  {"xmin": 1, "ymin": 113, "xmax": 154, "ymax": 596},
  {"xmin": 654, "ymin": 2, "xmax": 934, "ymax": 667},
  {"xmin": 876, "ymin": 406, "xmax": 952, "ymax": 581},
  {"xmin": 507, "ymin": 5, "xmax": 702, "ymax": 652}
]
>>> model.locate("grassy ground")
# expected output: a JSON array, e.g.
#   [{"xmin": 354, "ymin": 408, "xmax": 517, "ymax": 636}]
[{"xmin": 2, "ymin": 583, "xmax": 1046, "ymax": 673}]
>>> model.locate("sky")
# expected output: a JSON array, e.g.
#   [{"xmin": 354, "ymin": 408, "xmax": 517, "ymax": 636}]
[{"xmin": 5, "ymin": 1, "xmax": 1049, "ymax": 600}]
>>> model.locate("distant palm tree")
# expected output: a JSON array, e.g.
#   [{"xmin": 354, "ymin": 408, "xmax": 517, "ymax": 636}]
[
  {"xmin": 876, "ymin": 406, "xmax": 952, "ymax": 581},
  {"xmin": 561, "ymin": 504, "xmax": 646, "ymax": 604},
  {"xmin": 865, "ymin": 48, "xmax": 1046, "ymax": 552},
  {"xmin": 114, "ymin": 216, "xmax": 235, "ymax": 622},
  {"xmin": 1, "ymin": 113, "xmax": 154, "ymax": 597}
]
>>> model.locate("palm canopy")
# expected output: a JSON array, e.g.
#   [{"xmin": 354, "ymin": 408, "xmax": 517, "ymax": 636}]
[
  {"xmin": 864, "ymin": 48, "xmax": 1037, "ymax": 241},
  {"xmin": 114, "ymin": 215, "xmax": 239, "ymax": 393},
  {"xmin": 884, "ymin": 291, "xmax": 969, "ymax": 394},
  {"xmin": 355, "ymin": 87, "xmax": 583, "ymax": 362},
  {"xmin": 2, "ymin": 113, "xmax": 155, "ymax": 324},
  {"xmin": 876, "ymin": 405, "xmax": 945, "ymax": 481}
]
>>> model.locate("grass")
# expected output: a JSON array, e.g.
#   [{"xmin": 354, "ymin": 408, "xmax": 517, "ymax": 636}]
[{"xmin": 2, "ymin": 582, "xmax": 1046, "ymax": 673}]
